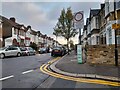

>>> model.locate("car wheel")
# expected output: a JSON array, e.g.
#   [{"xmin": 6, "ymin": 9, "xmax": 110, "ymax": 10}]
[
  {"xmin": 0, "ymin": 53, "xmax": 5, "ymax": 59},
  {"xmin": 61, "ymin": 52, "xmax": 64, "ymax": 56},
  {"xmin": 51, "ymin": 53, "xmax": 53, "ymax": 56},
  {"xmin": 27, "ymin": 53, "xmax": 30, "ymax": 56},
  {"xmin": 17, "ymin": 53, "xmax": 21, "ymax": 57}
]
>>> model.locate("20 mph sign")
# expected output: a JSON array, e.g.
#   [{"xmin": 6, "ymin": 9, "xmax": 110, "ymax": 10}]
[
  {"xmin": 74, "ymin": 11, "xmax": 84, "ymax": 29},
  {"xmin": 74, "ymin": 12, "xmax": 83, "ymax": 22}
]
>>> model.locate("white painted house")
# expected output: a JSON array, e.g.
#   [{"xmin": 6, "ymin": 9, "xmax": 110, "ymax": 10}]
[
  {"xmin": 105, "ymin": 0, "xmax": 120, "ymax": 45},
  {"xmin": 4, "ymin": 17, "xmax": 27, "ymax": 47},
  {"xmin": 89, "ymin": 9, "xmax": 100, "ymax": 45}
]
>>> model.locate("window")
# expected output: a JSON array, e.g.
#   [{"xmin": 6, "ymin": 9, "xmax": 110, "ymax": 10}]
[
  {"xmin": 96, "ymin": 36, "xmax": 99, "ymax": 44},
  {"xmin": 11, "ymin": 47, "xmax": 18, "ymax": 50},
  {"xmin": 108, "ymin": 27, "xmax": 112, "ymax": 44},
  {"xmin": 14, "ymin": 29, "xmax": 17, "ymax": 35},
  {"xmin": 117, "ymin": 36, "xmax": 120, "ymax": 44},
  {"xmin": 6, "ymin": 47, "xmax": 12, "ymax": 51},
  {"xmin": 19, "ymin": 30, "xmax": 25, "ymax": 36},
  {"xmin": 96, "ymin": 17, "xmax": 98, "ymax": 28}
]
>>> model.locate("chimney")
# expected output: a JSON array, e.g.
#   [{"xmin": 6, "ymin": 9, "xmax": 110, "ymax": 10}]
[
  {"xmin": 27, "ymin": 25, "xmax": 31, "ymax": 29},
  {"xmin": 10, "ymin": 17, "xmax": 16, "ymax": 22}
]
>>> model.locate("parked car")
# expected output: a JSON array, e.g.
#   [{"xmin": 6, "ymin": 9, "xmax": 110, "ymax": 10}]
[
  {"xmin": 38, "ymin": 48, "xmax": 47, "ymax": 54},
  {"xmin": 0, "ymin": 46, "xmax": 22, "ymax": 59},
  {"xmin": 20, "ymin": 47, "xmax": 28, "ymax": 56},
  {"xmin": 21, "ymin": 47, "xmax": 36, "ymax": 56},
  {"xmin": 51, "ymin": 47, "xmax": 66, "ymax": 56},
  {"xmin": 49, "ymin": 48, "xmax": 52, "ymax": 53}
]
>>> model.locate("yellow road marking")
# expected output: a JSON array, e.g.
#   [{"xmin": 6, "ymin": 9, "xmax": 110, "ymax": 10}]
[
  {"xmin": 47, "ymin": 57, "xmax": 61, "ymax": 64},
  {"xmin": 40, "ymin": 58, "xmax": 120, "ymax": 87}
]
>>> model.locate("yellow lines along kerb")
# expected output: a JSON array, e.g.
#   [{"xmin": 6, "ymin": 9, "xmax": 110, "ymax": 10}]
[{"xmin": 40, "ymin": 57, "xmax": 120, "ymax": 87}]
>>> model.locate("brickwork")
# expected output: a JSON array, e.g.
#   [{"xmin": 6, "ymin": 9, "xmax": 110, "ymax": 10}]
[
  {"xmin": 85, "ymin": 45, "xmax": 120, "ymax": 65},
  {"xmin": 0, "ymin": 27, "xmax": 2, "ymax": 48}
]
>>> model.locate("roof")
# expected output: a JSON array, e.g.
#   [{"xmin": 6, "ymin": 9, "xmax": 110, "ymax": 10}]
[
  {"xmin": 101, "ymin": 4, "xmax": 105, "ymax": 9},
  {"xmin": 90, "ymin": 9, "xmax": 100, "ymax": 16},
  {"xmin": 88, "ymin": 9, "xmax": 100, "ymax": 21},
  {"xmin": 0, "ymin": 15, "xmax": 27, "ymax": 31},
  {"xmin": 30, "ymin": 29, "xmax": 37, "ymax": 35},
  {"xmin": 1, "ymin": 15, "xmax": 19, "ymax": 28}
]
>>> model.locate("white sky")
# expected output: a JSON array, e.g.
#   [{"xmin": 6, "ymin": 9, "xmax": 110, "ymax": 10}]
[{"xmin": 1, "ymin": 1, "xmax": 104, "ymax": 44}]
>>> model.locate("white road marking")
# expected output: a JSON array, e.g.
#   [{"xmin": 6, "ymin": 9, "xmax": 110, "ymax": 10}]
[
  {"xmin": 71, "ymin": 59, "xmax": 77, "ymax": 61},
  {"xmin": 22, "ymin": 70, "xmax": 34, "ymax": 74},
  {"xmin": 0, "ymin": 75, "xmax": 14, "ymax": 81}
]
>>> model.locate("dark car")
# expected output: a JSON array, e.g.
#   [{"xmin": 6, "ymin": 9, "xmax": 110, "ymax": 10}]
[
  {"xmin": 51, "ymin": 47, "xmax": 66, "ymax": 56},
  {"xmin": 38, "ymin": 48, "xmax": 47, "ymax": 54}
]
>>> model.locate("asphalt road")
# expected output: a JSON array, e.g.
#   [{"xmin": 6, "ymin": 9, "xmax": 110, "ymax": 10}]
[
  {"xmin": 1, "ymin": 53, "xmax": 54, "ymax": 88},
  {"xmin": 1, "ymin": 53, "xmax": 120, "ymax": 89},
  {"xmin": 37, "ymin": 76, "xmax": 119, "ymax": 89}
]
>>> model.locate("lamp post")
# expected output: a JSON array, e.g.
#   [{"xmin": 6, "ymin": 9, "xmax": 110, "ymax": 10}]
[{"xmin": 114, "ymin": 1, "xmax": 118, "ymax": 66}]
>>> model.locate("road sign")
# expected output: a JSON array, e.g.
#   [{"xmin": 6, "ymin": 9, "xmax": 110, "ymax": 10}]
[
  {"xmin": 74, "ymin": 12, "xmax": 83, "ymax": 22},
  {"xmin": 112, "ymin": 24, "xmax": 120, "ymax": 29},
  {"xmin": 74, "ymin": 11, "xmax": 84, "ymax": 29}
]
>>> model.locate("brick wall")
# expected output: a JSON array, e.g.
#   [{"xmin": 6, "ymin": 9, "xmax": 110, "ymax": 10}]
[
  {"xmin": 85, "ymin": 45, "xmax": 120, "ymax": 65},
  {"xmin": 0, "ymin": 27, "xmax": 2, "ymax": 48}
]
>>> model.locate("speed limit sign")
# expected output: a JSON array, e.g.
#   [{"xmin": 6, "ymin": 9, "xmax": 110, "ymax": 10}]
[{"xmin": 74, "ymin": 12, "xmax": 83, "ymax": 22}]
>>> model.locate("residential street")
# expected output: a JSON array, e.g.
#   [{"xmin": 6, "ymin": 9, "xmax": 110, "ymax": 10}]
[
  {"xmin": 1, "ymin": 1, "xmax": 120, "ymax": 89},
  {"xmin": 0, "ymin": 53, "xmax": 120, "ymax": 89}
]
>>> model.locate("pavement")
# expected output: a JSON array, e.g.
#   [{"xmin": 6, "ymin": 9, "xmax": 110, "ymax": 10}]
[{"xmin": 50, "ymin": 51, "xmax": 120, "ymax": 82}]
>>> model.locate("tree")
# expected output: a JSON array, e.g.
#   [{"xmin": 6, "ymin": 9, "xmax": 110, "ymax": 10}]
[
  {"xmin": 53, "ymin": 24, "xmax": 62, "ymax": 46},
  {"xmin": 29, "ymin": 42, "xmax": 38, "ymax": 51},
  {"xmin": 58, "ymin": 7, "xmax": 78, "ymax": 54},
  {"xmin": 69, "ymin": 40, "xmax": 74, "ymax": 50}
]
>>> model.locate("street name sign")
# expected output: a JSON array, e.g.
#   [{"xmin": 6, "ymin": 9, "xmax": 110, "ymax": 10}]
[{"xmin": 112, "ymin": 24, "xmax": 120, "ymax": 29}]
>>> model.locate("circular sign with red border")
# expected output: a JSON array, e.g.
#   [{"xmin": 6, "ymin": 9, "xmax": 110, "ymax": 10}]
[{"xmin": 74, "ymin": 12, "xmax": 83, "ymax": 22}]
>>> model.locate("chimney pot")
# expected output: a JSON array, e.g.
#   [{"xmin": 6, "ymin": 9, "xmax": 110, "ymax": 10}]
[{"xmin": 10, "ymin": 17, "xmax": 16, "ymax": 22}]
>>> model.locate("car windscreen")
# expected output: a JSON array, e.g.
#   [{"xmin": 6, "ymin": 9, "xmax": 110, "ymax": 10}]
[
  {"xmin": 20, "ymin": 47, "xmax": 26, "ymax": 51},
  {"xmin": 40, "ymin": 48, "xmax": 46, "ymax": 50},
  {"xmin": 53, "ymin": 47, "xmax": 61, "ymax": 50},
  {"xmin": 0, "ymin": 47, "xmax": 7, "ymax": 50}
]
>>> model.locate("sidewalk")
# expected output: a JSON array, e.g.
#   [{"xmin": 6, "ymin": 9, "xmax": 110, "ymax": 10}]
[{"xmin": 50, "ymin": 51, "xmax": 120, "ymax": 81}]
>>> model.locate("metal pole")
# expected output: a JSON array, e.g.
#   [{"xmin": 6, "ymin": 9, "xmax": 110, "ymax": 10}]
[
  {"xmin": 114, "ymin": 1, "xmax": 118, "ymax": 66},
  {"xmin": 79, "ymin": 28, "xmax": 81, "ymax": 45}
]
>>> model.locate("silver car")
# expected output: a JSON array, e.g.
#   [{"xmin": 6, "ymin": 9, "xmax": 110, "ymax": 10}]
[
  {"xmin": 0, "ymin": 46, "xmax": 22, "ymax": 59},
  {"xmin": 22, "ymin": 47, "xmax": 36, "ymax": 56}
]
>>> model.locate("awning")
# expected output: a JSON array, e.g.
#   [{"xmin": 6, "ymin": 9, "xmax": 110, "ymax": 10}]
[{"xmin": 25, "ymin": 37, "xmax": 30, "ymax": 40}]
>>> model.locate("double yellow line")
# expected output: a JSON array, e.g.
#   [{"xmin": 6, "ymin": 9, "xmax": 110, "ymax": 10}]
[{"xmin": 40, "ymin": 57, "xmax": 120, "ymax": 87}]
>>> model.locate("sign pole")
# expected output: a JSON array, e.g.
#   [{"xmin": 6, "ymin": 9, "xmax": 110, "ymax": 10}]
[
  {"xmin": 79, "ymin": 28, "xmax": 81, "ymax": 45},
  {"xmin": 77, "ymin": 28, "xmax": 83, "ymax": 64},
  {"xmin": 74, "ymin": 11, "xmax": 84, "ymax": 64},
  {"xmin": 114, "ymin": 1, "xmax": 118, "ymax": 66}
]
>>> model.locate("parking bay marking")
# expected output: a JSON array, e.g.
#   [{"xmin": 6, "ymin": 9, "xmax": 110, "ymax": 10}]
[{"xmin": 0, "ymin": 75, "xmax": 14, "ymax": 81}]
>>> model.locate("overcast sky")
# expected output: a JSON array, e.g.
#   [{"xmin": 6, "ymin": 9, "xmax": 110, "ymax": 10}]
[{"xmin": 1, "ymin": 0, "xmax": 104, "ymax": 44}]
